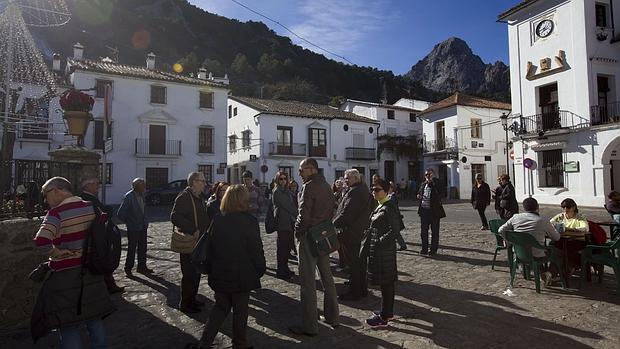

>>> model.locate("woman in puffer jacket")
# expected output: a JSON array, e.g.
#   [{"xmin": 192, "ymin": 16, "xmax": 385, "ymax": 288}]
[{"xmin": 365, "ymin": 178, "xmax": 401, "ymax": 328}]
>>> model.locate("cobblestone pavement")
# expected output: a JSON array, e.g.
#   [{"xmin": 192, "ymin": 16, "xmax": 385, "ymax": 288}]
[{"xmin": 4, "ymin": 203, "xmax": 619, "ymax": 348}]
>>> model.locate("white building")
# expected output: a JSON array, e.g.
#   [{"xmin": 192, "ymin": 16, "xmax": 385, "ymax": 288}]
[
  {"xmin": 416, "ymin": 93, "xmax": 512, "ymax": 199},
  {"xmin": 227, "ymin": 96, "xmax": 380, "ymax": 185},
  {"xmin": 340, "ymin": 98, "xmax": 430, "ymax": 182},
  {"xmin": 13, "ymin": 43, "xmax": 230, "ymax": 204},
  {"xmin": 499, "ymin": 0, "xmax": 620, "ymax": 206}
]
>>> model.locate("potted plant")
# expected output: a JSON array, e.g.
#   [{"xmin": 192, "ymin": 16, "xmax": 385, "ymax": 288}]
[{"xmin": 59, "ymin": 89, "xmax": 94, "ymax": 136}]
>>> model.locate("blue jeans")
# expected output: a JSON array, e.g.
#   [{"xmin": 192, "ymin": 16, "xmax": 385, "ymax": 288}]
[{"xmin": 60, "ymin": 319, "xmax": 106, "ymax": 349}]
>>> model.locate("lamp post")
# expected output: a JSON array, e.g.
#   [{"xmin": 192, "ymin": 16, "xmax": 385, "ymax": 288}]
[{"xmin": 500, "ymin": 113, "xmax": 510, "ymax": 178}]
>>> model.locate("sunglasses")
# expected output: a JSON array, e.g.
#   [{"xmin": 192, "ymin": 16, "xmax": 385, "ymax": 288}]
[{"xmin": 425, "ymin": 173, "xmax": 432, "ymax": 176}]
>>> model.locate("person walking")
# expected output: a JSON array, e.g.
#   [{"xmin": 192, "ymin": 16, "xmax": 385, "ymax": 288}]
[
  {"xmin": 79, "ymin": 177, "xmax": 124, "ymax": 294},
  {"xmin": 333, "ymin": 169, "xmax": 372, "ymax": 301},
  {"xmin": 365, "ymin": 178, "xmax": 400, "ymax": 327},
  {"xmin": 417, "ymin": 168, "xmax": 446, "ymax": 256},
  {"xmin": 187, "ymin": 185, "xmax": 265, "ymax": 349},
  {"xmin": 470, "ymin": 173, "xmax": 491, "ymax": 230},
  {"xmin": 171, "ymin": 172, "xmax": 210, "ymax": 314},
  {"xmin": 492, "ymin": 176, "xmax": 503, "ymax": 217},
  {"xmin": 242, "ymin": 171, "xmax": 264, "ymax": 219},
  {"xmin": 272, "ymin": 171, "xmax": 297, "ymax": 280},
  {"xmin": 31, "ymin": 177, "xmax": 115, "ymax": 347},
  {"xmin": 117, "ymin": 177, "xmax": 153, "ymax": 276},
  {"xmin": 289, "ymin": 158, "xmax": 339, "ymax": 336},
  {"xmin": 498, "ymin": 174, "xmax": 519, "ymax": 220}
]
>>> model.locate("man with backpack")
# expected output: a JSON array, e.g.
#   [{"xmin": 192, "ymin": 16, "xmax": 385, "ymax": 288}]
[
  {"xmin": 31, "ymin": 177, "xmax": 115, "ymax": 346},
  {"xmin": 80, "ymin": 177, "xmax": 124, "ymax": 294}
]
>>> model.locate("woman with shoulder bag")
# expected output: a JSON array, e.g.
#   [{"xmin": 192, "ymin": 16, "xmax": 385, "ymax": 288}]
[
  {"xmin": 365, "ymin": 179, "xmax": 401, "ymax": 328},
  {"xmin": 272, "ymin": 171, "xmax": 297, "ymax": 280},
  {"xmin": 498, "ymin": 174, "xmax": 518, "ymax": 220},
  {"xmin": 171, "ymin": 172, "xmax": 210, "ymax": 314},
  {"xmin": 186, "ymin": 185, "xmax": 266, "ymax": 349}
]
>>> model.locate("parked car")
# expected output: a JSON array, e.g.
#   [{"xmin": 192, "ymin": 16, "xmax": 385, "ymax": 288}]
[{"xmin": 145, "ymin": 180, "xmax": 187, "ymax": 205}]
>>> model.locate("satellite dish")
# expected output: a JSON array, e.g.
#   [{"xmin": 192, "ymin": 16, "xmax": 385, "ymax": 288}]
[{"xmin": 461, "ymin": 156, "xmax": 467, "ymax": 163}]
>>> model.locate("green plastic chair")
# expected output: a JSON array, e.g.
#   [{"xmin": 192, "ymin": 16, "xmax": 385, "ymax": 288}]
[
  {"xmin": 580, "ymin": 236, "xmax": 620, "ymax": 291},
  {"xmin": 504, "ymin": 231, "xmax": 566, "ymax": 293},
  {"xmin": 488, "ymin": 219, "xmax": 507, "ymax": 270}
]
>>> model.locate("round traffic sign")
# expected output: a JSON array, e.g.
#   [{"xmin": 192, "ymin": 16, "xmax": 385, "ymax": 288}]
[
  {"xmin": 260, "ymin": 165, "xmax": 268, "ymax": 173},
  {"xmin": 523, "ymin": 158, "xmax": 534, "ymax": 169}
]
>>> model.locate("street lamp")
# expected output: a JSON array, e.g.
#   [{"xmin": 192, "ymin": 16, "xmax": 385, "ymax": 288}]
[{"xmin": 500, "ymin": 113, "xmax": 510, "ymax": 178}]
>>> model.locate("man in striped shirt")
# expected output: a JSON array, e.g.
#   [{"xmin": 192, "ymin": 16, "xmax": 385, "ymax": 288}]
[{"xmin": 32, "ymin": 177, "xmax": 113, "ymax": 347}]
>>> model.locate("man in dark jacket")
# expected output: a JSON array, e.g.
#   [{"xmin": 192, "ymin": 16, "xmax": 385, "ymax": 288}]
[
  {"xmin": 333, "ymin": 168, "xmax": 371, "ymax": 301},
  {"xmin": 289, "ymin": 158, "xmax": 339, "ymax": 336},
  {"xmin": 470, "ymin": 173, "xmax": 491, "ymax": 230},
  {"xmin": 417, "ymin": 168, "xmax": 446, "ymax": 256},
  {"xmin": 79, "ymin": 177, "xmax": 124, "ymax": 294},
  {"xmin": 117, "ymin": 177, "xmax": 153, "ymax": 276}
]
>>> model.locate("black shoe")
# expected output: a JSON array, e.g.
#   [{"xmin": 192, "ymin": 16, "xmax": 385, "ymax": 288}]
[
  {"xmin": 398, "ymin": 245, "xmax": 408, "ymax": 251},
  {"xmin": 288, "ymin": 325, "xmax": 317, "ymax": 337},
  {"xmin": 137, "ymin": 267, "xmax": 154, "ymax": 274},
  {"xmin": 319, "ymin": 315, "xmax": 340, "ymax": 329},
  {"xmin": 419, "ymin": 250, "xmax": 428, "ymax": 256},
  {"xmin": 276, "ymin": 271, "xmax": 294, "ymax": 280},
  {"xmin": 428, "ymin": 251, "xmax": 437, "ymax": 256},
  {"xmin": 124, "ymin": 269, "xmax": 133, "ymax": 277},
  {"xmin": 180, "ymin": 305, "xmax": 201, "ymax": 314},
  {"xmin": 108, "ymin": 285, "xmax": 125, "ymax": 294},
  {"xmin": 338, "ymin": 292, "xmax": 361, "ymax": 301},
  {"xmin": 193, "ymin": 300, "xmax": 205, "ymax": 307},
  {"xmin": 481, "ymin": 226, "xmax": 489, "ymax": 231}
]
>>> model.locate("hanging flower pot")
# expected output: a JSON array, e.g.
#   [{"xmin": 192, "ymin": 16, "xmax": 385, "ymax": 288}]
[
  {"xmin": 63, "ymin": 111, "xmax": 92, "ymax": 136},
  {"xmin": 59, "ymin": 89, "xmax": 95, "ymax": 137}
]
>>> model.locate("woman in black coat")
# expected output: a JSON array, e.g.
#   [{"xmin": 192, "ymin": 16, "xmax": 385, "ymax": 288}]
[
  {"xmin": 470, "ymin": 173, "xmax": 491, "ymax": 230},
  {"xmin": 189, "ymin": 184, "xmax": 266, "ymax": 349},
  {"xmin": 498, "ymin": 174, "xmax": 519, "ymax": 220},
  {"xmin": 365, "ymin": 178, "xmax": 400, "ymax": 328},
  {"xmin": 271, "ymin": 171, "xmax": 297, "ymax": 280}
]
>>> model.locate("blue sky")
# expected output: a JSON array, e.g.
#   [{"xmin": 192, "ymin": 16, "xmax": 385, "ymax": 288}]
[{"xmin": 191, "ymin": 0, "xmax": 519, "ymax": 74}]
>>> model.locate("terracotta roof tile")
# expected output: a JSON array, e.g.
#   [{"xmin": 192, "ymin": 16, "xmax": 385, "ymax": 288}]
[
  {"xmin": 67, "ymin": 58, "xmax": 227, "ymax": 87},
  {"xmin": 417, "ymin": 92, "xmax": 511, "ymax": 117},
  {"xmin": 230, "ymin": 96, "xmax": 379, "ymax": 124}
]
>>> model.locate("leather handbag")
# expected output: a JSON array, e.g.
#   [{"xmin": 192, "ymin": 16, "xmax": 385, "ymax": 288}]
[
  {"xmin": 170, "ymin": 195, "xmax": 199, "ymax": 254},
  {"xmin": 306, "ymin": 220, "xmax": 340, "ymax": 257}
]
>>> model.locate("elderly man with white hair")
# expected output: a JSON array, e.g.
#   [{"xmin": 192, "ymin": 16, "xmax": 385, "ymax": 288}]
[
  {"xmin": 117, "ymin": 177, "xmax": 153, "ymax": 276},
  {"xmin": 333, "ymin": 168, "xmax": 372, "ymax": 301}
]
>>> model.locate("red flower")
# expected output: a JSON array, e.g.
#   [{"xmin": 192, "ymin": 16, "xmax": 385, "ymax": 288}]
[{"xmin": 59, "ymin": 89, "xmax": 95, "ymax": 112}]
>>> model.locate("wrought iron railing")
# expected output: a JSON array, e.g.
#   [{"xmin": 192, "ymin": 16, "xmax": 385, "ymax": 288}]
[
  {"xmin": 345, "ymin": 147, "xmax": 376, "ymax": 160},
  {"xmin": 268, "ymin": 142, "xmax": 306, "ymax": 156},
  {"xmin": 423, "ymin": 138, "xmax": 457, "ymax": 153},
  {"xmin": 591, "ymin": 102, "xmax": 620, "ymax": 126},
  {"xmin": 135, "ymin": 138, "xmax": 182, "ymax": 156},
  {"xmin": 517, "ymin": 110, "xmax": 589, "ymax": 134}
]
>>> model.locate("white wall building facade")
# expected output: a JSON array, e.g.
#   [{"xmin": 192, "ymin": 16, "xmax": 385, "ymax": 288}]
[
  {"xmin": 340, "ymin": 98, "xmax": 429, "ymax": 183},
  {"xmin": 227, "ymin": 96, "xmax": 380, "ymax": 186},
  {"xmin": 499, "ymin": 0, "xmax": 620, "ymax": 206},
  {"xmin": 417, "ymin": 93, "xmax": 511, "ymax": 199},
  {"xmin": 13, "ymin": 45, "xmax": 229, "ymax": 204}
]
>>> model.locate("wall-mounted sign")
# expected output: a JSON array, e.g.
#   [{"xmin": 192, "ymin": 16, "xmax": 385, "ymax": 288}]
[
  {"xmin": 250, "ymin": 154, "xmax": 257, "ymax": 161},
  {"xmin": 564, "ymin": 161, "xmax": 579, "ymax": 173}
]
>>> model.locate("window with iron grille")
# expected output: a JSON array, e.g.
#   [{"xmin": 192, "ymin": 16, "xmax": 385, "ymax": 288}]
[
  {"xmin": 241, "ymin": 130, "xmax": 251, "ymax": 148},
  {"xmin": 229, "ymin": 135, "xmax": 237, "ymax": 152},
  {"xmin": 95, "ymin": 79, "xmax": 113, "ymax": 98},
  {"xmin": 150, "ymin": 85, "xmax": 167, "ymax": 104},
  {"xmin": 596, "ymin": 3, "xmax": 608, "ymax": 27},
  {"xmin": 233, "ymin": 107, "xmax": 238, "ymax": 116},
  {"xmin": 470, "ymin": 118, "xmax": 482, "ymax": 138},
  {"xmin": 409, "ymin": 113, "xmax": 416, "ymax": 122},
  {"xmin": 387, "ymin": 110, "xmax": 395, "ymax": 119},
  {"xmin": 199, "ymin": 91, "xmax": 214, "ymax": 109},
  {"xmin": 198, "ymin": 164, "xmax": 213, "ymax": 184},
  {"xmin": 93, "ymin": 120, "xmax": 112, "ymax": 150},
  {"xmin": 308, "ymin": 128, "xmax": 326, "ymax": 157},
  {"xmin": 99, "ymin": 163, "xmax": 113, "ymax": 184},
  {"xmin": 228, "ymin": 105, "xmax": 232, "ymax": 119},
  {"xmin": 198, "ymin": 127, "xmax": 213, "ymax": 153},
  {"xmin": 538, "ymin": 149, "xmax": 564, "ymax": 187}
]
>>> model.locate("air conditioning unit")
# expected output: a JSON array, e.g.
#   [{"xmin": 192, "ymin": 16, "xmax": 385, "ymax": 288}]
[
  {"xmin": 471, "ymin": 141, "xmax": 478, "ymax": 148},
  {"xmin": 478, "ymin": 142, "xmax": 484, "ymax": 148}
]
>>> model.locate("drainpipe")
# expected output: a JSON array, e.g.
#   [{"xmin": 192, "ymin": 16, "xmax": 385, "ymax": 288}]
[{"xmin": 610, "ymin": 0, "xmax": 616, "ymax": 39}]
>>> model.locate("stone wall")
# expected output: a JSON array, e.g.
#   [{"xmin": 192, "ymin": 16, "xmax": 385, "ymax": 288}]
[{"xmin": 0, "ymin": 218, "xmax": 46, "ymax": 331}]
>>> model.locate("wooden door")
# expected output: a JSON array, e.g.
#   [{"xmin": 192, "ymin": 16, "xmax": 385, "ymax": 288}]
[{"xmin": 149, "ymin": 125, "xmax": 166, "ymax": 155}]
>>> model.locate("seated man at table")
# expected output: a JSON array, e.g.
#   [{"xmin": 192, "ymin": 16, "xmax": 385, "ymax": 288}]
[{"xmin": 498, "ymin": 198, "xmax": 560, "ymax": 286}]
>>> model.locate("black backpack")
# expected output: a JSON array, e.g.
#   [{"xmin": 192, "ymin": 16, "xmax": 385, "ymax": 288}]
[{"xmin": 82, "ymin": 208, "xmax": 122, "ymax": 274}]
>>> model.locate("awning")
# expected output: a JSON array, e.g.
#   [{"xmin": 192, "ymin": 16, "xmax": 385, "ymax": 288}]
[{"xmin": 530, "ymin": 141, "xmax": 567, "ymax": 151}]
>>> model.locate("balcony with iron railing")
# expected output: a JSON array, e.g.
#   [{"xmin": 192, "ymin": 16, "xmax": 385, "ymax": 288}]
[
  {"xmin": 135, "ymin": 138, "xmax": 182, "ymax": 156},
  {"xmin": 512, "ymin": 110, "xmax": 590, "ymax": 136},
  {"xmin": 345, "ymin": 147, "xmax": 376, "ymax": 160},
  {"xmin": 268, "ymin": 142, "xmax": 306, "ymax": 156},
  {"xmin": 591, "ymin": 102, "xmax": 620, "ymax": 126},
  {"xmin": 423, "ymin": 137, "xmax": 457, "ymax": 153}
]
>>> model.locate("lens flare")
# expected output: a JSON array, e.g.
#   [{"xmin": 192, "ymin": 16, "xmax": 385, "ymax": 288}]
[{"xmin": 173, "ymin": 63, "xmax": 183, "ymax": 73}]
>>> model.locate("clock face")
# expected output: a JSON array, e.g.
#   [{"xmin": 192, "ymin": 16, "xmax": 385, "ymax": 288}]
[{"xmin": 536, "ymin": 19, "xmax": 554, "ymax": 38}]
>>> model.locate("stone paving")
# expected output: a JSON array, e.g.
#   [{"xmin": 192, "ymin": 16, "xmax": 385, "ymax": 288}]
[{"xmin": 3, "ymin": 202, "xmax": 620, "ymax": 348}]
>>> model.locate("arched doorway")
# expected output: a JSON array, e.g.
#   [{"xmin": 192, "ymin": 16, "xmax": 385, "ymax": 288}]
[{"xmin": 601, "ymin": 135, "xmax": 620, "ymax": 195}]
